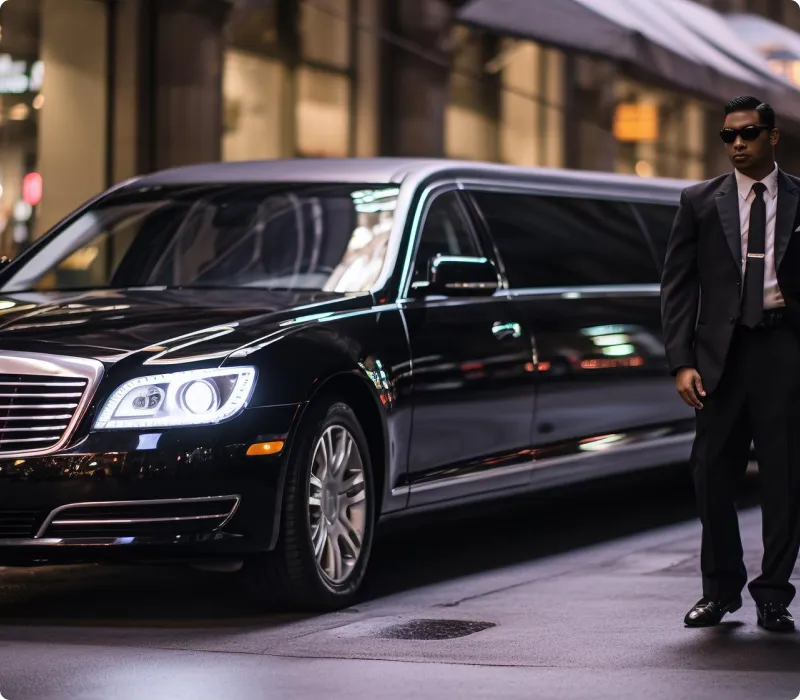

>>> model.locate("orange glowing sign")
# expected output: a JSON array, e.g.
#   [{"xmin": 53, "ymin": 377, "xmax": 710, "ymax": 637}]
[{"xmin": 613, "ymin": 103, "xmax": 658, "ymax": 142}]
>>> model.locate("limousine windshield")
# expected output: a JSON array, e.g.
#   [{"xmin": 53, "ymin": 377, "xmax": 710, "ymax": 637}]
[{"xmin": 1, "ymin": 183, "xmax": 399, "ymax": 294}]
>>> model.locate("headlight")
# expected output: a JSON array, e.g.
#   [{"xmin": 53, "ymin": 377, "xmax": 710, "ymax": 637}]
[{"xmin": 94, "ymin": 367, "xmax": 257, "ymax": 430}]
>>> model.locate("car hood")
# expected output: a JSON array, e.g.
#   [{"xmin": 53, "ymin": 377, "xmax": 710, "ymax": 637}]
[{"xmin": 0, "ymin": 288, "xmax": 373, "ymax": 364}]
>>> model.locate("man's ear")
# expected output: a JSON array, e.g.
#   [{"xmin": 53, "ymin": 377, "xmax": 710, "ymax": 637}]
[{"xmin": 771, "ymin": 128, "xmax": 780, "ymax": 147}]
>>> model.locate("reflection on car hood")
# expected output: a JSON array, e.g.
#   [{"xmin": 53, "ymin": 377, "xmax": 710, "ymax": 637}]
[{"xmin": 0, "ymin": 288, "xmax": 372, "ymax": 364}]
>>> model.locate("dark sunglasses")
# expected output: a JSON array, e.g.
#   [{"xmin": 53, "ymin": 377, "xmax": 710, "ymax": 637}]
[{"xmin": 719, "ymin": 125, "xmax": 772, "ymax": 143}]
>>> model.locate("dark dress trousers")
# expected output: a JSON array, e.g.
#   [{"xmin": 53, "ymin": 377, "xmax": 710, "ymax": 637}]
[{"xmin": 661, "ymin": 169, "xmax": 800, "ymax": 605}]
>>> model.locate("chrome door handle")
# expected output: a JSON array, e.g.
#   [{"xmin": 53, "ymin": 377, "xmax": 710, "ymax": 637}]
[{"xmin": 492, "ymin": 321, "xmax": 522, "ymax": 340}]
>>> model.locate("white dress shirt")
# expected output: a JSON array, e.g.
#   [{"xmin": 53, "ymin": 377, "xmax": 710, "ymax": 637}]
[{"xmin": 735, "ymin": 163, "xmax": 784, "ymax": 309}]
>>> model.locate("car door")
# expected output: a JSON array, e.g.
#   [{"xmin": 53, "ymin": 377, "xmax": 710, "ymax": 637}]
[
  {"xmin": 400, "ymin": 187, "xmax": 536, "ymax": 507},
  {"xmin": 466, "ymin": 188, "xmax": 693, "ymax": 480}
]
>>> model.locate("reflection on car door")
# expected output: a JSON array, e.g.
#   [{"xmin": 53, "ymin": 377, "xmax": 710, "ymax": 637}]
[
  {"xmin": 400, "ymin": 189, "xmax": 536, "ymax": 507},
  {"xmin": 467, "ymin": 189, "xmax": 692, "ymax": 481}
]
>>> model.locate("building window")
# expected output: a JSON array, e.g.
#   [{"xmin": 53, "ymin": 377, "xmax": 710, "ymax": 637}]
[
  {"xmin": 300, "ymin": 0, "xmax": 350, "ymax": 68},
  {"xmin": 445, "ymin": 26, "xmax": 497, "ymax": 162},
  {"xmin": 297, "ymin": 66, "xmax": 350, "ymax": 157},
  {"xmin": 500, "ymin": 40, "xmax": 540, "ymax": 166},
  {"xmin": 614, "ymin": 79, "xmax": 705, "ymax": 180},
  {"xmin": 543, "ymin": 47, "xmax": 565, "ymax": 168},
  {"xmin": 223, "ymin": 0, "xmax": 356, "ymax": 161},
  {"xmin": 223, "ymin": 4, "xmax": 287, "ymax": 161},
  {"xmin": 354, "ymin": 0, "xmax": 379, "ymax": 157},
  {"xmin": 496, "ymin": 39, "xmax": 564, "ymax": 168},
  {"xmin": 296, "ymin": 0, "xmax": 354, "ymax": 157},
  {"xmin": 223, "ymin": 49, "xmax": 287, "ymax": 162}
]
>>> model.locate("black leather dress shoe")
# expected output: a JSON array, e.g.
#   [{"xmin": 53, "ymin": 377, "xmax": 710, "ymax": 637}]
[
  {"xmin": 756, "ymin": 602, "xmax": 795, "ymax": 632},
  {"xmin": 684, "ymin": 596, "xmax": 742, "ymax": 627}
]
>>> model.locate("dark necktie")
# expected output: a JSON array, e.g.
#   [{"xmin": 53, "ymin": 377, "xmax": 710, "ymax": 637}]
[{"xmin": 740, "ymin": 182, "xmax": 768, "ymax": 328}]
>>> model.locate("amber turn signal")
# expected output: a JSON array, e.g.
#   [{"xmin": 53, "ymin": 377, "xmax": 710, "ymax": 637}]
[{"xmin": 246, "ymin": 441, "xmax": 285, "ymax": 456}]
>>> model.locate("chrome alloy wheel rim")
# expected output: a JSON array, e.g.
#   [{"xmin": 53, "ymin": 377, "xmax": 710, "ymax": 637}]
[{"xmin": 308, "ymin": 425, "xmax": 367, "ymax": 585}]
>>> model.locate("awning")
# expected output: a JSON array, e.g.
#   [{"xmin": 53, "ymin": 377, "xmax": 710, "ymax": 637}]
[
  {"xmin": 726, "ymin": 13, "xmax": 800, "ymax": 62},
  {"xmin": 651, "ymin": 0, "xmax": 800, "ymax": 117},
  {"xmin": 723, "ymin": 13, "xmax": 800, "ymax": 123},
  {"xmin": 457, "ymin": 0, "xmax": 798, "ymax": 112}
]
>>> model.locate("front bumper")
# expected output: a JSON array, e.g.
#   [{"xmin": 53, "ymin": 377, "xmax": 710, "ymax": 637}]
[{"xmin": 0, "ymin": 404, "xmax": 301, "ymax": 565}]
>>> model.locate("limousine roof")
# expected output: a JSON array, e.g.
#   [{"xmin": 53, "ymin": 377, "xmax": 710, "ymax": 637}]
[{"xmin": 131, "ymin": 157, "xmax": 695, "ymax": 201}]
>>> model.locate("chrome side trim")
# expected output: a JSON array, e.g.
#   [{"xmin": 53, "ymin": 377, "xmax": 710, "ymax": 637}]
[
  {"xmin": 456, "ymin": 176, "xmax": 683, "ymax": 205},
  {"xmin": 36, "ymin": 495, "xmax": 241, "ymax": 538},
  {"xmin": 397, "ymin": 285, "xmax": 661, "ymax": 306},
  {"xmin": 0, "ymin": 351, "xmax": 104, "ymax": 458},
  {"xmin": 401, "ymin": 433, "xmax": 693, "ymax": 496},
  {"xmin": 0, "ymin": 538, "xmax": 66, "ymax": 546},
  {"xmin": 410, "ymin": 460, "xmax": 533, "ymax": 494},
  {"xmin": 502, "ymin": 284, "xmax": 662, "ymax": 299}
]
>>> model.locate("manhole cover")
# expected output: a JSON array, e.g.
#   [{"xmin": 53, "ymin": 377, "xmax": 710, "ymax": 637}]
[{"xmin": 378, "ymin": 619, "xmax": 496, "ymax": 640}]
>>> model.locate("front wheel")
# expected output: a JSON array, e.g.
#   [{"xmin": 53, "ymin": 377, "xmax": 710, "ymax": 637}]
[{"xmin": 242, "ymin": 398, "xmax": 375, "ymax": 611}]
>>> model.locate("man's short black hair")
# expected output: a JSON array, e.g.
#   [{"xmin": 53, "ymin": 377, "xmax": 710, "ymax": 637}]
[{"xmin": 724, "ymin": 96, "xmax": 776, "ymax": 129}]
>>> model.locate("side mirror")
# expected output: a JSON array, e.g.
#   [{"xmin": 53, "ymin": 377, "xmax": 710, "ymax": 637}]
[{"xmin": 425, "ymin": 255, "xmax": 500, "ymax": 296}]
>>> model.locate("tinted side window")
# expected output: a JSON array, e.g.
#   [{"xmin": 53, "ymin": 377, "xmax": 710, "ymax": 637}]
[
  {"xmin": 411, "ymin": 191, "xmax": 482, "ymax": 288},
  {"xmin": 470, "ymin": 192, "xmax": 659, "ymax": 288},
  {"xmin": 633, "ymin": 203, "xmax": 679, "ymax": 272}
]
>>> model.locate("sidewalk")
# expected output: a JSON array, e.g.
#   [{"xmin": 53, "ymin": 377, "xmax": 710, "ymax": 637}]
[
  {"xmin": 257, "ymin": 507, "xmax": 800, "ymax": 699},
  {"xmin": 0, "ymin": 498, "xmax": 798, "ymax": 699}
]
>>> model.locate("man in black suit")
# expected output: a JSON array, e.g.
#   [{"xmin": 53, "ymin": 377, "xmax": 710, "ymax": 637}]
[{"xmin": 662, "ymin": 96, "xmax": 800, "ymax": 633}]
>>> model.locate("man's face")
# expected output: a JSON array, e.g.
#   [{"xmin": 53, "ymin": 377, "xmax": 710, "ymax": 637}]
[{"xmin": 722, "ymin": 110, "xmax": 778, "ymax": 171}]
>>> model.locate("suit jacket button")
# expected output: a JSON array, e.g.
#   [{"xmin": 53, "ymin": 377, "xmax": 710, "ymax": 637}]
[{"xmin": 729, "ymin": 317, "xmax": 736, "ymax": 323}]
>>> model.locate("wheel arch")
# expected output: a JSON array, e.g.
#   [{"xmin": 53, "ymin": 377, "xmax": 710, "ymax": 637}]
[
  {"xmin": 269, "ymin": 366, "xmax": 390, "ymax": 551},
  {"xmin": 306, "ymin": 370, "xmax": 389, "ymax": 521}
]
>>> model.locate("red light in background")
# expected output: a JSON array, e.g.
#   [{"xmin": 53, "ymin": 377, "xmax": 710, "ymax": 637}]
[{"xmin": 22, "ymin": 172, "xmax": 42, "ymax": 206}]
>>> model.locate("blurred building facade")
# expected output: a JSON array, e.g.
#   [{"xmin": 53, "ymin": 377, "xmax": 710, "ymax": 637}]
[{"xmin": 2, "ymin": 0, "xmax": 800, "ymax": 257}]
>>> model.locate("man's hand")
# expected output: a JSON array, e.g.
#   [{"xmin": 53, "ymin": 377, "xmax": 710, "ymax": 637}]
[{"xmin": 676, "ymin": 367, "xmax": 705, "ymax": 409}]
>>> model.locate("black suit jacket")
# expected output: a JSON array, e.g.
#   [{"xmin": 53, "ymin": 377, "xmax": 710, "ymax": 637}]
[{"xmin": 661, "ymin": 169, "xmax": 800, "ymax": 394}]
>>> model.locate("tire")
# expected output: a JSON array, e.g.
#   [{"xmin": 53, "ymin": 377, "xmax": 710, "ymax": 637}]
[{"xmin": 242, "ymin": 398, "xmax": 376, "ymax": 612}]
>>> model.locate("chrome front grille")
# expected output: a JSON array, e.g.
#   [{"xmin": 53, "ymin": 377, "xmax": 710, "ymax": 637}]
[
  {"xmin": 0, "ymin": 510, "xmax": 40, "ymax": 538},
  {"xmin": 0, "ymin": 375, "xmax": 89, "ymax": 454},
  {"xmin": 0, "ymin": 352, "xmax": 104, "ymax": 457}
]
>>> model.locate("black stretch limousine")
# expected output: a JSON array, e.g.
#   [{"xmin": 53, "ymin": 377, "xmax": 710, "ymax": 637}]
[{"xmin": 0, "ymin": 158, "xmax": 692, "ymax": 610}]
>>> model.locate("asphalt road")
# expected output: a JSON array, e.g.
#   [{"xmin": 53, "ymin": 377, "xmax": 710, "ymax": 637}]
[{"xmin": 0, "ymin": 463, "xmax": 798, "ymax": 700}]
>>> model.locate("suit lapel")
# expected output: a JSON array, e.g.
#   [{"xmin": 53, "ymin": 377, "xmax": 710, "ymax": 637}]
[
  {"xmin": 776, "ymin": 170, "xmax": 799, "ymax": 270},
  {"xmin": 715, "ymin": 173, "xmax": 742, "ymax": 275}
]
